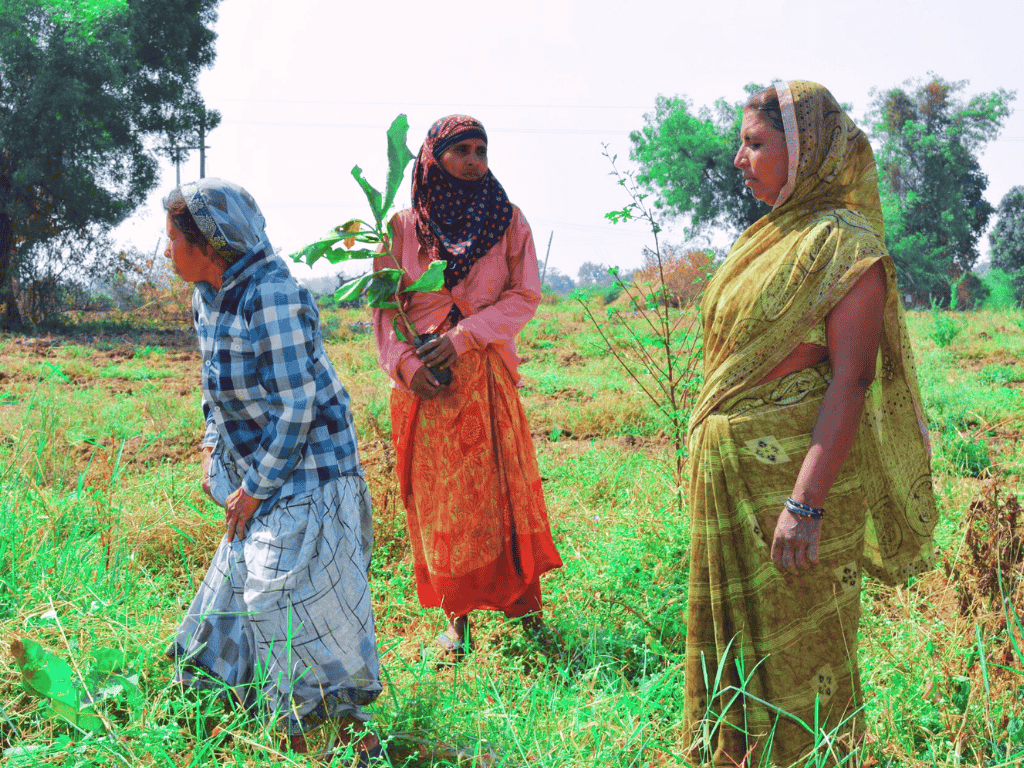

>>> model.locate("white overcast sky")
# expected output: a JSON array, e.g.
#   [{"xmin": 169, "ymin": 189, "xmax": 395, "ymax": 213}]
[{"xmin": 118, "ymin": 0, "xmax": 1024, "ymax": 284}]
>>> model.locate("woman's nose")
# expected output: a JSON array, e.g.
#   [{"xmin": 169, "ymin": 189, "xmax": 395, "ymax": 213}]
[{"xmin": 733, "ymin": 147, "xmax": 746, "ymax": 169}]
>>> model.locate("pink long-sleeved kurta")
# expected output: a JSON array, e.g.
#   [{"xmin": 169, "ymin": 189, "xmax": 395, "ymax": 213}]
[{"xmin": 373, "ymin": 206, "xmax": 541, "ymax": 391}]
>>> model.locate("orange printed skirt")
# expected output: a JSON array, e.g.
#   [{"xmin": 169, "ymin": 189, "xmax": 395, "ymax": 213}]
[{"xmin": 390, "ymin": 347, "xmax": 562, "ymax": 618}]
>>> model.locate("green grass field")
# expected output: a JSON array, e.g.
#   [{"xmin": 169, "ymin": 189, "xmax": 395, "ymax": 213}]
[{"xmin": 0, "ymin": 302, "xmax": 1022, "ymax": 767}]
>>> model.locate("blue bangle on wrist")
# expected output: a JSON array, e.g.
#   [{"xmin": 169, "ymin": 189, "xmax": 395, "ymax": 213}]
[{"xmin": 785, "ymin": 497, "xmax": 825, "ymax": 520}]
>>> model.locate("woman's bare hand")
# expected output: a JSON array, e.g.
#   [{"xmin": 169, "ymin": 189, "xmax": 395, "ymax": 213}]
[
  {"xmin": 771, "ymin": 509, "xmax": 821, "ymax": 575},
  {"xmin": 225, "ymin": 487, "xmax": 260, "ymax": 542},
  {"xmin": 410, "ymin": 366, "xmax": 448, "ymax": 399},
  {"xmin": 416, "ymin": 335, "xmax": 457, "ymax": 370},
  {"xmin": 200, "ymin": 447, "xmax": 215, "ymax": 501}
]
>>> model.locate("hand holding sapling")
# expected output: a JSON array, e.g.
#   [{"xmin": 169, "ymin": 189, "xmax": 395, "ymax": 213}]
[{"xmin": 412, "ymin": 333, "xmax": 453, "ymax": 386}]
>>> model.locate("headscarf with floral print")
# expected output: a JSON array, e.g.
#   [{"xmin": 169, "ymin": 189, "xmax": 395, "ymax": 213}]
[
  {"xmin": 178, "ymin": 178, "xmax": 271, "ymax": 264},
  {"xmin": 412, "ymin": 115, "xmax": 514, "ymax": 298}
]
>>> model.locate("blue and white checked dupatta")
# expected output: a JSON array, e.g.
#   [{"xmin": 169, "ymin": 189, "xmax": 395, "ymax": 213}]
[{"xmin": 183, "ymin": 179, "xmax": 362, "ymax": 508}]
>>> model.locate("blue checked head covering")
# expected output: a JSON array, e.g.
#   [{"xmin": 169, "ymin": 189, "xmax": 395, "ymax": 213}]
[{"xmin": 178, "ymin": 178, "xmax": 271, "ymax": 263}]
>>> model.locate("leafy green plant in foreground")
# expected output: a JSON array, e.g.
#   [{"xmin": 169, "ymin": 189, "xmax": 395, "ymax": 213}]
[
  {"xmin": 11, "ymin": 638, "xmax": 141, "ymax": 735},
  {"xmin": 290, "ymin": 115, "xmax": 446, "ymax": 346}
]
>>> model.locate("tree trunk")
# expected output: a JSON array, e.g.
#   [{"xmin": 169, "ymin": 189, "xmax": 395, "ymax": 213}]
[{"xmin": 0, "ymin": 210, "xmax": 25, "ymax": 331}]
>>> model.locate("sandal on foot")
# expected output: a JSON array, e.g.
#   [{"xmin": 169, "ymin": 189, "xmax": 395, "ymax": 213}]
[{"xmin": 435, "ymin": 631, "xmax": 468, "ymax": 665}]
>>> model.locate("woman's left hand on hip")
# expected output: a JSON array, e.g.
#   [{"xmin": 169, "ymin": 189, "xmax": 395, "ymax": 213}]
[
  {"xmin": 416, "ymin": 335, "xmax": 457, "ymax": 369},
  {"xmin": 771, "ymin": 509, "xmax": 821, "ymax": 575},
  {"xmin": 225, "ymin": 487, "xmax": 260, "ymax": 542}
]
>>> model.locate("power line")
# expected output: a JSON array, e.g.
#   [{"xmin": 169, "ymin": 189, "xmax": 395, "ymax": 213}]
[
  {"xmin": 216, "ymin": 97, "xmax": 651, "ymax": 110},
  {"xmin": 223, "ymin": 118, "xmax": 632, "ymax": 136}
]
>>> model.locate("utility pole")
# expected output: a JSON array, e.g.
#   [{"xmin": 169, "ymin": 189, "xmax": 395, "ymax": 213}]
[
  {"xmin": 168, "ymin": 108, "xmax": 212, "ymax": 184},
  {"xmin": 198, "ymin": 105, "xmax": 208, "ymax": 179},
  {"xmin": 540, "ymin": 231, "xmax": 553, "ymax": 287}
]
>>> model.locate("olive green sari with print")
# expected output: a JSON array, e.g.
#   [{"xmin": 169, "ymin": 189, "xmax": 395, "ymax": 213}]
[{"xmin": 683, "ymin": 81, "xmax": 938, "ymax": 767}]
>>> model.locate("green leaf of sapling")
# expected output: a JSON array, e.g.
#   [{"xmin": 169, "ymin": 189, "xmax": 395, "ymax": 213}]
[
  {"xmin": 404, "ymin": 260, "xmax": 447, "ymax": 293},
  {"xmin": 335, "ymin": 273, "xmax": 377, "ymax": 303},
  {"xmin": 351, "ymin": 165, "xmax": 384, "ymax": 225},
  {"xmin": 367, "ymin": 269, "xmax": 403, "ymax": 308},
  {"xmin": 319, "ymin": 248, "xmax": 379, "ymax": 265},
  {"xmin": 383, "ymin": 115, "xmax": 415, "ymax": 215},
  {"xmin": 289, "ymin": 235, "xmax": 344, "ymax": 265}
]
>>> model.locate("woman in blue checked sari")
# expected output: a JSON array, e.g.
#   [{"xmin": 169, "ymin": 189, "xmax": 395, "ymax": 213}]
[{"xmin": 163, "ymin": 178, "xmax": 383, "ymax": 761}]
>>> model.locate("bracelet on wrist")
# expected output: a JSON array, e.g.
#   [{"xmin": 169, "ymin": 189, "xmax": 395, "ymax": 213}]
[{"xmin": 785, "ymin": 497, "xmax": 825, "ymax": 520}]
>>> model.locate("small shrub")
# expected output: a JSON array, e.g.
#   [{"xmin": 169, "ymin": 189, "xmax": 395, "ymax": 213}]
[
  {"xmin": 942, "ymin": 425, "xmax": 991, "ymax": 477},
  {"xmin": 981, "ymin": 267, "xmax": 1019, "ymax": 311},
  {"xmin": 929, "ymin": 303, "xmax": 962, "ymax": 347},
  {"xmin": 630, "ymin": 248, "xmax": 712, "ymax": 308}
]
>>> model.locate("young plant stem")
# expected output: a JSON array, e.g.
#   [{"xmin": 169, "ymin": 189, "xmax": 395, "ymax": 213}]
[
  {"xmin": 379, "ymin": 229, "xmax": 420, "ymax": 341},
  {"xmin": 578, "ymin": 149, "xmax": 705, "ymax": 514}
]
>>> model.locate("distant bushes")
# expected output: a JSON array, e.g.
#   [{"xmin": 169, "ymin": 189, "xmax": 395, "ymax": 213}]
[
  {"xmin": 981, "ymin": 267, "xmax": 1021, "ymax": 310},
  {"xmin": 623, "ymin": 248, "xmax": 712, "ymax": 309}
]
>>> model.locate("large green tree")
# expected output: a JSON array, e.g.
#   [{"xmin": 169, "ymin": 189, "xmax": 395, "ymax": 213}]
[
  {"xmin": 989, "ymin": 185, "xmax": 1024, "ymax": 304},
  {"xmin": 0, "ymin": 0, "xmax": 221, "ymax": 328},
  {"xmin": 629, "ymin": 91, "xmax": 768, "ymax": 239},
  {"xmin": 869, "ymin": 75, "xmax": 1015, "ymax": 305}
]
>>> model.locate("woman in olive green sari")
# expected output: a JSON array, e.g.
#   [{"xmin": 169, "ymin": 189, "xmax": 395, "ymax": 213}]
[{"xmin": 683, "ymin": 81, "xmax": 938, "ymax": 767}]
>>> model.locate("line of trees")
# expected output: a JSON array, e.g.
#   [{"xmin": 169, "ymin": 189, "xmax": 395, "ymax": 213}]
[
  {"xmin": 0, "ymin": 0, "xmax": 222, "ymax": 329},
  {"xmin": 629, "ymin": 76, "xmax": 1020, "ymax": 308},
  {"xmin": 542, "ymin": 261, "xmax": 639, "ymax": 296}
]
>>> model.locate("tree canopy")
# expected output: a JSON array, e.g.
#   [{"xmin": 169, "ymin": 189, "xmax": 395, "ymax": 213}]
[
  {"xmin": 868, "ymin": 75, "xmax": 1014, "ymax": 304},
  {"xmin": 627, "ymin": 77, "xmax": 1015, "ymax": 308},
  {"xmin": 989, "ymin": 185, "xmax": 1024, "ymax": 304},
  {"xmin": 629, "ymin": 91, "xmax": 768, "ymax": 239},
  {"xmin": 0, "ymin": 0, "xmax": 221, "ymax": 328}
]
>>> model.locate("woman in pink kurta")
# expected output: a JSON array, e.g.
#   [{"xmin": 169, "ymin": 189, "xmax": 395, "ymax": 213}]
[{"xmin": 373, "ymin": 115, "xmax": 562, "ymax": 660}]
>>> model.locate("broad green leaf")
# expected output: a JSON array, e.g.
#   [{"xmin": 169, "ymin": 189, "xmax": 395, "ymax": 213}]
[
  {"xmin": 335, "ymin": 268, "xmax": 403, "ymax": 304},
  {"xmin": 351, "ymin": 165, "xmax": 384, "ymax": 225},
  {"xmin": 335, "ymin": 273, "xmax": 377, "ymax": 303},
  {"xmin": 289, "ymin": 235, "xmax": 344, "ymax": 265},
  {"xmin": 11, "ymin": 639, "xmax": 104, "ymax": 733},
  {"xmin": 404, "ymin": 259, "xmax": 447, "ymax": 293},
  {"xmin": 367, "ymin": 269, "xmax": 403, "ymax": 308},
  {"xmin": 291, "ymin": 237, "xmax": 379, "ymax": 266},
  {"xmin": 318, "ymin": 248, "xmax": 378, "ymax": 265},
  {"xmin": 392, "ymin": 316, "xmax": 408, "ymax": 341},
  {"xmin": 383, "ymin": 115, "xmax": 415, "ymax": 215}
]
